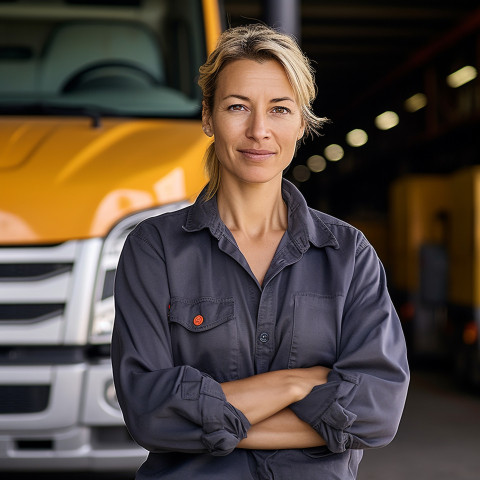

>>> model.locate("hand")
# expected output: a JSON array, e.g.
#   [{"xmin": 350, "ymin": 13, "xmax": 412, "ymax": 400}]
[{"xmin": 291, "ymin": 366, "xmax": 331, "ymax": 401}]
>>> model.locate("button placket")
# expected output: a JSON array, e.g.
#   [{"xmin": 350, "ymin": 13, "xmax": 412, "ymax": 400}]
[
  {"xmin": 254, "ymin": 284, "xmax": 275, "ymax": 373},
  {"xmin": 259, "ymin": 332, "xmax": 269, "ymax": 343}
]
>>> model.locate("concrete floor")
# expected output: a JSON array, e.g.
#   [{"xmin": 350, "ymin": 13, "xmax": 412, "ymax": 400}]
[{"xmin": 358, "ymin": 369, "xmax": 480, "ymax": 480}]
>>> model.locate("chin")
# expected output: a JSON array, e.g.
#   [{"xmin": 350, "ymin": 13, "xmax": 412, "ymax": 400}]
[
  {"xmin": 241, "ymin": 174, "xmax": 283, "ymax": 186},
  {"xmin": 221, "ymin": 164, "xmax": 286, "ymax": 187}
]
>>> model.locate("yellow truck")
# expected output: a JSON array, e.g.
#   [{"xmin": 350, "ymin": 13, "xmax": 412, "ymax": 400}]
[{"xmin": 0, "ymin": 0, "xmax": 221, "ymax": 471}]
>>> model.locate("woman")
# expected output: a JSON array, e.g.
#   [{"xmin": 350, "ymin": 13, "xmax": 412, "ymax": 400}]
[{"xmin": 111, "ymin": 24, "xmax": 409, "ymax": 479}]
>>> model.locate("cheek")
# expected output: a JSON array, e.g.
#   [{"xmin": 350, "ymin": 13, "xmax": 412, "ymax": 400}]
[
  {"xmin": 212, "ymin": 126, "xmax": 235, "ymax": 162},
  {"xmin": 282, "ymin": 129, "xmax": 302, "ymax": 152},
  {"xmin": 213, "ymin": 122, "xmax": 241, "ymax": 148},
  {"xmin": 279, "ymin": 117, "xmax": 302, "ymax": 140}
]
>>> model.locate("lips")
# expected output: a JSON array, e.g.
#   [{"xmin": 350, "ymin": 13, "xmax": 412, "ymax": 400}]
[{"xmin": 238, "ymin": 149, "xmax": 275, "ymax": 159}]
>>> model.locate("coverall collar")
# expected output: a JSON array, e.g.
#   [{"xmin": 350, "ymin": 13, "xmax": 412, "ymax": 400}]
[{"xmin": 183, "ymin": 179, "xmax": 339, "ymax": 252}]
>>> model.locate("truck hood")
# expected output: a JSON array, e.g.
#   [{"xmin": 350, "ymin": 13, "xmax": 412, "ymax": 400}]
[{"xmin": 0, "ymin": 117, "xmax": 209, "ymax": 244}]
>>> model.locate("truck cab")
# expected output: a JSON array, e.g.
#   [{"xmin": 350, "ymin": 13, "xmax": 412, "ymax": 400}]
[{"xmin": 0, "ymin": 0, "xmax": 221, "ymax": 471}]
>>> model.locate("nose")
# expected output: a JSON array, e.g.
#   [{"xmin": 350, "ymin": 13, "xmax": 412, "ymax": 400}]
[{"xmin": 246, "ymin": 111, "xmax": 270, "ymax": 141}]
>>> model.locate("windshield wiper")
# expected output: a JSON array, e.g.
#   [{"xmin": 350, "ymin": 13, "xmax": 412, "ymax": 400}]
[{"xmin": 0, "ymin": 102, "xmax": 104, "ymax": 128}]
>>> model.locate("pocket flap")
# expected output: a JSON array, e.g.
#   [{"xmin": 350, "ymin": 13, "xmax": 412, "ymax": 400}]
[{"xmin": 169, "ymin": 296, "xmax": 234, "ymax": 332}]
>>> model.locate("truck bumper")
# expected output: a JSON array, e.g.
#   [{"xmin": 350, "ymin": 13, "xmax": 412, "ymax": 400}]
[
  {"xmin": 0, "ymin": 361, "xmax": 147, "ymax": 471},
  {"xmin": 0, "ymin": 425, "xmax": 146, "ymax": 471}
]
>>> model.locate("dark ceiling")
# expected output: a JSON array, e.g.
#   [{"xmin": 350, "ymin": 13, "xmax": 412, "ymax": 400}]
[
  {"xmin": 221, "ymin": 0, "xmax": 480, "ymax": 218},
  {"xmin": 222, "ymin": 0, "xmax": 477, "ymax": 119}
]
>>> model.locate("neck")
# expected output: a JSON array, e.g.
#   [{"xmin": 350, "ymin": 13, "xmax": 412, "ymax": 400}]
[{"xmin": 217, "ymin": 177, "xmax": 287, "ymax": 238}]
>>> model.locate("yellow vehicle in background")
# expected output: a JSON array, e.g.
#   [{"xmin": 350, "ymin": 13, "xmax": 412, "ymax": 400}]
[
  {"xmin": 389, "ymin": 169, "xmax": 480, "ymax": 388},
  {"xmin": 0, "ymin": 0, "xmax": 221, "ymax": 471},
  {"xmin": 389, "ymin": 175, "xmax": 450, "ymax": 361},
  {"xmin": 448, "ymin": 166, "xmax": 480, "ymax": 387}
]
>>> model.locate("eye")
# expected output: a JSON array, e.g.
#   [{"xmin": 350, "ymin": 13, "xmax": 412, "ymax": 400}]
[
  {"xmin": 228, "ymin": 104, "xmax": 247, "ymax": 111},
  {"xmin": 272, "ymin": 106, "xmax": 291, "ymax": 114}
]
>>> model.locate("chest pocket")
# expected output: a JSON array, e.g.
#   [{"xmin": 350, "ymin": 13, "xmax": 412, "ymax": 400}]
[
  {"xmin": 168, "ymin": 297, "xmax": 238, "ymax": 382},
  {"xmin": 288, "ymin": 293, "xmax": 343, "ymax": 369}
]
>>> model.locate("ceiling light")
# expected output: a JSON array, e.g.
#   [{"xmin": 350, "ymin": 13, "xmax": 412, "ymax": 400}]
[
  {"xmin": 307, "ymin": 155, "xmax": 327, "ymax": 172},
  {"xmin": 346, "ymin": 129, "xmax": 368, "ymax": 147},
  {"xmin": 404, "ymin": 93, "xmax": 427, "ymax": 112},
  {"xmin": 446, "ymin": 65, "xmax": 477, "ymax": 88},
  {"xmin": 324, "ymin": 144, "xmax": 344, "ymax": 161},
  {"xmin": 375, "ymin": 111, "xmax": 399, "ymax": 130}
]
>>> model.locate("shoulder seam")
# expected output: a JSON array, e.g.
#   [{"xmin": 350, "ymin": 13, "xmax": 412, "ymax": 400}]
[
  {"xmin": 355, "ymin": 236, "xmax": 370, "ymax": 255},
  {"xmin": 130, "ymin": 230, "xmax": 157, "ymax": 251},
  {"xmin": 130, "ymin": 230, "xmax": 166, "ymax": 261},
  {"xmin": 318, "ymin": 216, "xmax": 371, "ymax": 255}
]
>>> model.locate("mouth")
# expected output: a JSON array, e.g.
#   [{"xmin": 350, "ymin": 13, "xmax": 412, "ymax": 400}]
[{"xmin": 238, "ymin": 149, "xmax": 276, "ymax": 160}]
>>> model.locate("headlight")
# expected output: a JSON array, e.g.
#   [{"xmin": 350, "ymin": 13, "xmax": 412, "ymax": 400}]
[{"xmin": 89, "ymin": 201, "xmax": 189, "ymax": 344}]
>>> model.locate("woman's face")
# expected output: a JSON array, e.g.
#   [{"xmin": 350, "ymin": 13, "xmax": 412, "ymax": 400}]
[{"xmin": 203, "ymin": 58, "xmax": 304, "ymax": 188}]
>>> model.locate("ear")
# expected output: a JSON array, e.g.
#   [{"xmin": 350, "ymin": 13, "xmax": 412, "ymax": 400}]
[{"xmin": 202, "ymin": 101, "xmax": 214, "ymax": 137}]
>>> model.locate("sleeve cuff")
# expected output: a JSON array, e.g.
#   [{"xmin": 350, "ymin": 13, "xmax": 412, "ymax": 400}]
[
  {"xmin": 181, "ymin": 368, "xmax": 250, "ymax": 456},
  {"xmin": 290, "ymin": 372, "xmax": 358, "ymax": 453}
]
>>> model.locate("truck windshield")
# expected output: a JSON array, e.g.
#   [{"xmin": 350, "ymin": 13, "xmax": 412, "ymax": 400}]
[{"xmin": 0, "ymin": 0, "xmax": 207, "ymax": 118}]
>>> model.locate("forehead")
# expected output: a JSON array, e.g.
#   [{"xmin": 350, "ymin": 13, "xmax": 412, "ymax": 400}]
[{"xmin": 215, "ymin": 58, "xmax": 295, "ymax": 99}]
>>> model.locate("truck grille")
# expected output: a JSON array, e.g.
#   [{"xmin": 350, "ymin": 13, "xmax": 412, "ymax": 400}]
[
  {"xmin": 0, "ymin": 304, "xmax": 64, "ymax": 322},
  {"xmin": 0, "ymin": 385, "xmax": 50, "ymax": 413},
  {"xmin": 0, "ymin": 239, "xmax": 102, "ymax": 344},
  {"xmin": 0, "ymin": 262, "xmax": 72, "ymax": 281},
  {"xmin": 0, "ymin": 243, "xmax": 75, "ymax": 324}
]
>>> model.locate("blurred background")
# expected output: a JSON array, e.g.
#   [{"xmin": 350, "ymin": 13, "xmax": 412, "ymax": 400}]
[{"xmin": 1, "ymin": 0, "xmax": 480, "ymax": 478}]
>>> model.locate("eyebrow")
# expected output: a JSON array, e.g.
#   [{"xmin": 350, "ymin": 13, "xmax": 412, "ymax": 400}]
[{"xmin": 222, "ymin": 94, "xmax": 296, "ymax": 103}]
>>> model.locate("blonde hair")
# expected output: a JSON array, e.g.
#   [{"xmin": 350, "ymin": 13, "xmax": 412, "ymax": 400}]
[{"xmin": 198, "ymin": 24, "xmax": 327, "ymax": 200}]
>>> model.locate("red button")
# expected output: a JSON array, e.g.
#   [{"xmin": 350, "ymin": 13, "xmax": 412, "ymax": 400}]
[{"xmin": 193, "ymin": 315, "xmax": 204, "ymax": 326}]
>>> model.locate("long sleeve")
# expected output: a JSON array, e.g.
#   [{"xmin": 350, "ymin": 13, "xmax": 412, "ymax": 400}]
[
  {"xmin": 111, "ymin": 227, "xmax": 250, "ymax": 456},
  {"xmin": 290, "ymin": 237, "xmax": 409, "ymax": 454}
]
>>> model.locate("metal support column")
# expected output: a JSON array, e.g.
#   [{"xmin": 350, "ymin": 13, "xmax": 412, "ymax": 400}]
[{"xmin": 262, "ymin": 0, "xmax": 301, "ymax": 42}]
